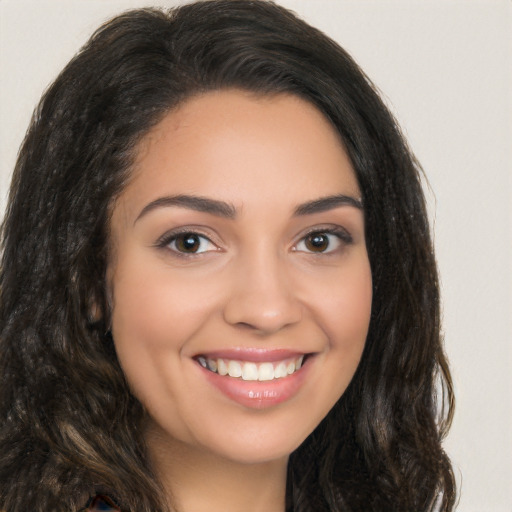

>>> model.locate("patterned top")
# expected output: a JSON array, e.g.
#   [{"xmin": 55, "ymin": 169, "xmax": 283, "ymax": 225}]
[{"xmin": 81, "ymin": 495, "xmax": 121, "ymax": 511}]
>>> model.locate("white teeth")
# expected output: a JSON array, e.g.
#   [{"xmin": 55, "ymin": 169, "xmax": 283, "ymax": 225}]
[
  {"xmin": 228, "ymin": 360, "xmax": 242, "ymax": 378},
  {"xmin": 274, "ymin": 362, "xmax": 287, "ymax": 379},
  {"xmin": 217, "ymin": 358, "xmax": 228, "ymax": 376},
  {"xmin": 199, "ymin": 355, "xmax": 306, "ymax": 381},
  {"xmin": 258, "ymin": 362, "xmax": 274, "ymax": 381},
  {"xmin": 242, "ymin": 362, "xmax": 258, "ymax": 381}
]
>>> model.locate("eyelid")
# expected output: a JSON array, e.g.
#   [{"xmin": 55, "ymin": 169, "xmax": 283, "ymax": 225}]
[
  {"xmin": 155, "ymin": 227, "xmax": 221, "ymax": 256},
  {"xmin": 154, "ymin": 224, "xmax": 354, "ymax": 257},
  {"xmin": 292, "ymin": 225, "xmax": 353, "ymax": 254}
]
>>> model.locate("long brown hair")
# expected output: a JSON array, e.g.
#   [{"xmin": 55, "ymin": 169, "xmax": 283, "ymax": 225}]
[{"xmin": 0, "ymin": 2, "xmax": 455, "ymax": 511}]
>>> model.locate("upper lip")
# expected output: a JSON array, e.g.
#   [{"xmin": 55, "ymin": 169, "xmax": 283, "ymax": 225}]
[{"xmin": 194, "ymin": 348, "xmax": 309, "ymax": 363}]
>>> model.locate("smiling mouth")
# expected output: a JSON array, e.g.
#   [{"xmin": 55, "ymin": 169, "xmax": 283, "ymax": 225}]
[{"xmin": 196, "ymin": 355, "xmax": 305, "ymax": 381}]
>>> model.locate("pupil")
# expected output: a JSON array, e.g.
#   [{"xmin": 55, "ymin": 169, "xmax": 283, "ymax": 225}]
[
  {"xmin": 306, "ymin": 233, "xmax": 329, "ymax": 252},
  {"xmin": 177, "ymin": 234, "xmax": 200, "ymax": 252}
]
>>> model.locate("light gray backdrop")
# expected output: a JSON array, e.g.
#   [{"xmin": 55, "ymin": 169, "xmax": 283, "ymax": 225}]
[{"xmin": 1, "ymin": 1, "xmax": 511, "ymax": 510}]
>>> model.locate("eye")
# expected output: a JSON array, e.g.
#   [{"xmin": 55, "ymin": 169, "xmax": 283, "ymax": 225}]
[
  {"xmin": 294, "ymin": 229, "xmax": 351, "ymax": 254},
  {"xmin": 165, "ymin": 232, "xmax": 217, "ymax": 254}
]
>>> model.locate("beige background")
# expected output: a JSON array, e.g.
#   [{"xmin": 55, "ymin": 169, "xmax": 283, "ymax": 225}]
[{"xmin": 1, "ymin": 1, "xmax": 511, "ymax": 510}]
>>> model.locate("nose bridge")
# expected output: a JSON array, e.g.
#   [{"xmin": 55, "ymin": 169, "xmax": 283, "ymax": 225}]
[{"xmin": 222, "ymin": 241, "xmax": 302, "ymax": 333}]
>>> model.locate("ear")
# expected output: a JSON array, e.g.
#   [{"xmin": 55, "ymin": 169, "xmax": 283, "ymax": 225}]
[{"xmin": 88, "ymin": 301, "xmax": 102, "ymax": 323}]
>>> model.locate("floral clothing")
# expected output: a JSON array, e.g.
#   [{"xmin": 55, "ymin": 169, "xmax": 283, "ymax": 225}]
[{"xmin": 81, "ymin": 495, "xmax": 121, "ymax": 511}]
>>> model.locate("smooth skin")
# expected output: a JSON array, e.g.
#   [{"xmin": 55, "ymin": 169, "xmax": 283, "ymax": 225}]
[{"xmin": 108, "ymin": 90, "xmax": 372, "ymax": 512}]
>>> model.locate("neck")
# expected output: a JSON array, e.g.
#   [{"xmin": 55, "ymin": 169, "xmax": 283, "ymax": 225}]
[{"xmin": 146, "ymin": 423, "xmax": 288, "ymax": 512}]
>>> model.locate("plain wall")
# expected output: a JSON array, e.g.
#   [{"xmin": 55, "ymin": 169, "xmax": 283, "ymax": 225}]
[{"xmin": 1, "ymin": 1, "xmax": 511, "ymax": 510}]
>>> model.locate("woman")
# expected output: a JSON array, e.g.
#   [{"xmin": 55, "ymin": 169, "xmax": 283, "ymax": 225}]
[{"xmin": 0, "ymin": 1, "xmax": 455, "ymax": 511}]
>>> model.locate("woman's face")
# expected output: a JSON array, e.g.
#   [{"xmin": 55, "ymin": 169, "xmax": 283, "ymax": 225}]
[{"xmin": 108, "ymin": 90, "xmax": 372, "ymax": 465}]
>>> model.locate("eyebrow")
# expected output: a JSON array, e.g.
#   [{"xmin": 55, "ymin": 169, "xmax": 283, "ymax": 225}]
[
  {"xmin": 293, "ymin": 194, "xmax": 363, "ymax": 216},
  {"xmin": 135, "ymin": 195, "xmax": 237, "ymax": 223},
  {"xmin": 135, "ymin": 192, "xmax": 363, "ymax": 224}
]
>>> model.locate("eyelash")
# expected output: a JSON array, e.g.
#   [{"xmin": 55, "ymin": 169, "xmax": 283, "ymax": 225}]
[
  {"xmin": 293, "ymin": 227, "xmax": 353, "ymax": 255},
  {"xmin": 155, "ymin": 228, "xmax": 218, "ymax": 258},
  {"xmin": 155, "ymin": 226, "xmax": 353, "ymax": 258}
]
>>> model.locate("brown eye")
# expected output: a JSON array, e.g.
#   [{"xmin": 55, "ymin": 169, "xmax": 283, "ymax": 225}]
[
  {"xmin": 175, "ymin": 233, "xmax": 201, "ymax": 252},
  {"xmin": 168, "ymin": 233, "xmax": 215, "ymax": 254},
  {"xmin": 304, "ymin": 233, "xmax": 330, "ymax": 252},
  {"xmin": 294, "ymin": 229, "xmax": 348, "ymax": 254}
]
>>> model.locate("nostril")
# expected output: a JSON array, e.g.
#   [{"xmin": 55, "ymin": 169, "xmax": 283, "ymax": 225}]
[
  {"xmin": 236, "ymin": 321, "xmax": 257, "ymax": 330},
  {"xmin": 223, "ymin": 291, "xmax": 303, "ymax": 334}
]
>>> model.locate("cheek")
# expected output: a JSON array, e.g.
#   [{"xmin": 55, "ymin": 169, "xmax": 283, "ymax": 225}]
[
  {"xmin": 337, "ymin": 270, "xmax": 372, "ymax": 343},
  {"xmin": 108, "ymin": 259, "xmax": 218, "ymax": 427},
  {"xmin": 310, "ymin": 258, "xmax": 372, "ymax": 396},
  {"xmin": 311, "ymin": 258, "xmax": 373, "ymax": 349},
  {"xmin": 108, "ymin": 270, "xmax": 179, "ymax": 397},
  {"xmin": 109, "ymin": 252, "xmax": 218, "ymax": 354}
]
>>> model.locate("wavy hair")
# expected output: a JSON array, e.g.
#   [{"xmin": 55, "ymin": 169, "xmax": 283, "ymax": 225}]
[{"xmin": 0, "ymin": 1, "xmax": 455, "ymax": 511}]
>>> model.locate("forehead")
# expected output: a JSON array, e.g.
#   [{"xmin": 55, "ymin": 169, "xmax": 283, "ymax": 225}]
[{"xmin": 117, "ymin": 89, "xmax": 360, "ymax": 221}]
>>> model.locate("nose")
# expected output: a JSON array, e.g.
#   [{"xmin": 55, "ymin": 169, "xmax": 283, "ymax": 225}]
[{"xmin": 222, "ymin": 250, "xmax": 302, "ymax": 335}]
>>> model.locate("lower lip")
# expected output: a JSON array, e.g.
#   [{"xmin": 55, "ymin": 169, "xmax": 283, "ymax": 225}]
[{"xmin": 198, "ymin": 358, "xmax": 310, "ymax": 409}]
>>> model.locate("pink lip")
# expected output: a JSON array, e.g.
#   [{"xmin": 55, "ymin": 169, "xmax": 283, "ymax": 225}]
[
  {"xmin": 196, "ymin": 354, "xmax": 311, "ymax": 409},
  {"xmin": 196, "ymin": 348, "xmax": 304, "ymax": 363}
]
